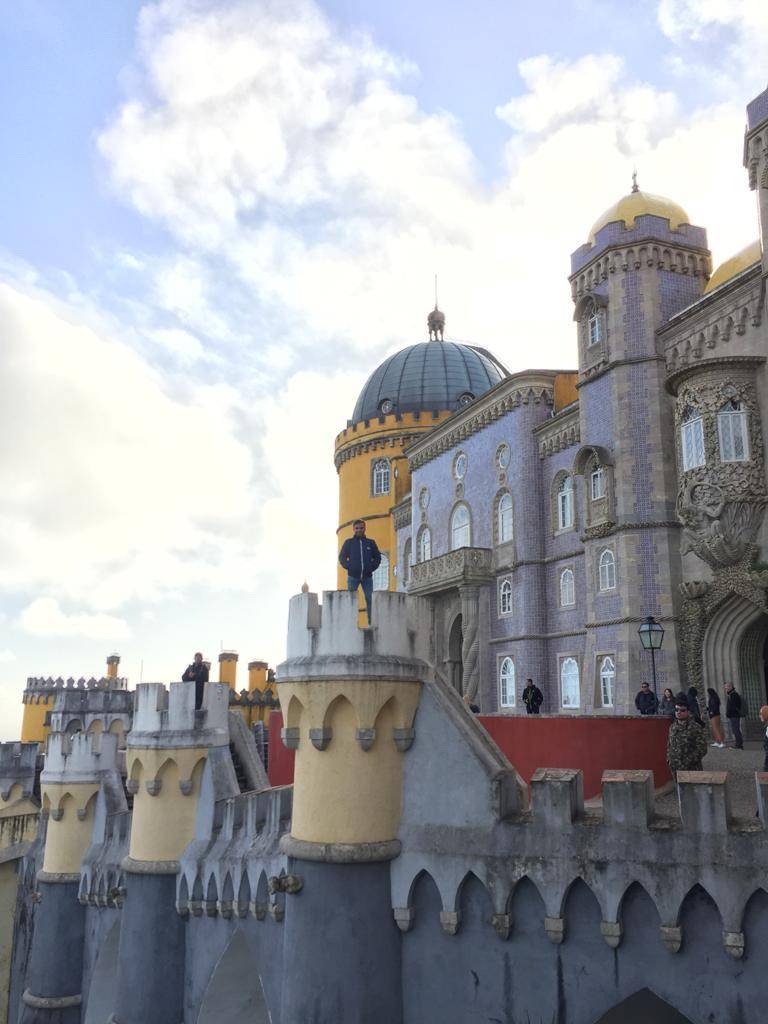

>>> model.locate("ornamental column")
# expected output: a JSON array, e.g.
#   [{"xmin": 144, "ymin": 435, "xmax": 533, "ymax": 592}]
[
  {"xmin": 277, "ymin": 589, "xmax": 426, "ymax": 1024},
  {"xmin": 21, "ymin": 732, "xmax": 119, "ymax": 1024},
  {"xmin": 459, "ymin": 584, "xmax": 481, "ymax": 701},
  {"xmin": 112, "ymin": 681, "xmax": 235, "ymax": 1024}
]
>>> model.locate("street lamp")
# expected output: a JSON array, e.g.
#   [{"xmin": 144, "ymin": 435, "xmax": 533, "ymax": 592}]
[{"xmin": 638, "ymin": 615, "xmax": 664, "ymax": 694}]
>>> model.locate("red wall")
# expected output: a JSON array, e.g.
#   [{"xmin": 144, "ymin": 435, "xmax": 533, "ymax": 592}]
[
  {"xmin": 479, "ymin": 714, "xmax": 672, "ymax": 799},
  {"xmin": 267, "ymin": 709, "xmax": 672, "ymax": 800},
  {"xmin": 267, "ymin": 710, "xmax": 295, "ymax": 788}
]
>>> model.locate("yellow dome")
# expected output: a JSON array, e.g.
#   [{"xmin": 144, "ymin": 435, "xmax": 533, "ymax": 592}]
[
  {"xmin": 589, "ymin": 189, "xmax": 690, "ymax": 243},
  {"xmin": 704, "ymin": 240, "xmax": 762, "ymax": 294}
]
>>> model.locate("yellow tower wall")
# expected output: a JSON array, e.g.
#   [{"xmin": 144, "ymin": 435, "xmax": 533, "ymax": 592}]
[
  {"xmin": 21, "ymin": 694, "xmax": 53, "ymax": 744},
  {"xmin": 127, "ymin": 749, "xmax": 207, "ymax": 863}
]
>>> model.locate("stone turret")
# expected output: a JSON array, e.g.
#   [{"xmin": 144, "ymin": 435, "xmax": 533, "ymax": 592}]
[
  {"xmin": 114, "ymin": 680, "xmax": 236, "ymax": 1024},
  {"xmin": 745, "ymin": 84, "xmax": 768, "ymax": 280},
  {"xmin": 21, "ymin": 731, "xmax": 119, "ymax": 1024},
  {"xmin": 0, "ymin": 741, "xmax": 38, "ymax": 818}
]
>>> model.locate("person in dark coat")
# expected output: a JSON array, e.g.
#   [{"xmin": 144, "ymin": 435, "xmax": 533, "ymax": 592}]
[
  {"xmin": 634, "ymin": 682, "xmax": 658, "ymax": 715},
  {"xmin": 667, "ymin": 698, "xmax": 708, "ymax": 775},
  {"xmin": 724, "ymin": 682, "xmax": 744, "ymax": 749},
  {"xmin": 659, "ymin": 688, "xmax": 676, "ymax": 717},
  {"xmin": 686, "ymin": 686, "xmax": 703, "ymax": 724},
  {"xmin": 338, "ymin": 519, "xmax": 382, "ymax": 624},
  {"xmin": 522, "ymin": 679, "xmax": 543, "ymax": 714},
  {"xmin": 182, "ymin": 652, "xmax": 209, "ymax": 710},
  {"xmin": 706, "ymin": 687, "xmax": 724, "ymax": 747}
]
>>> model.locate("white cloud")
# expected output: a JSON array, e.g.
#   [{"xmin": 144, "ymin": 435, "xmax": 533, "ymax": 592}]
[
  {"xmin": 0, "ymin": 650, "xmax": 16, "ymax": 664},
  {"xmin": 19, "ymin": 598, "xmax": 131, "ymax": 640}
]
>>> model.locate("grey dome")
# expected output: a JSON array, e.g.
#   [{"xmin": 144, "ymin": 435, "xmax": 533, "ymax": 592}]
[{"xmin": 351, "ymin": 341, "xmax": 507, "ymax": 423}]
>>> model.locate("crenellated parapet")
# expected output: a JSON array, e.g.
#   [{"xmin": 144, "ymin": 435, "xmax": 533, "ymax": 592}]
[
  {"xmin": 278, "ymin": 590, "xmax": 430, "ymax": 859},
  {"xmin": 0, "ymin": 742, "xmax": 38, "ymax": 809},
  {"xmin": 125, "ymin": 681, "xmax": 236, "ymax": 868},
  {"xmin": 40, "ymin": 731, "xmax": 119, "ymax": 880}
]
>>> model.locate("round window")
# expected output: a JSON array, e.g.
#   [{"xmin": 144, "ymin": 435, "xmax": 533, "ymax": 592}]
[
  {"xmin": 458, "ymin": 392, "xmax": 475, "ymax": 406},
  {"xmin": 454, "ymin": 452, "xmax": 467, "ymax": 480},
  {"xmin": 496, "ymin": 443, "xmax": 511, "ymax": 469},
  {"xmin": 379, "ymin": 398, "xmax": 393, "ymax": 415}
]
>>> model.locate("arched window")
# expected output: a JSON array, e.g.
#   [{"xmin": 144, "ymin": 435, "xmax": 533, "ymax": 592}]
[
  {"xmin": 588, "ymin": 310, "xmax": 603, "ymax": 346},
  {"xmin": 718, "ymin": 399, "xmax": 749, "ymax": 463},
  {"xmin": 499, "ymin": 657, "xmax": 515, "ymax": 708},
  {"xmin": 599, "ymin": 549, "xmax": 616, "ymax": 591},
  {"xmin": 560, "ymin": 657, "xmax": 580, "ymax": 709},
  {"xmin": 560, "ymin": 568, "xmax": 575, "ymax": 606},
  {"xmin": 680, "ymin": 406, "xmax": 705, "ymax": 471},
  {"xmin": 418, "ymin": 526, "xmax": 431, "ymax": 563},
  {"xmin": 600, "ymin": 656, "xmax": 615, "ymax": 707},
  {"xmin": 372, "ymin": 458, "xmax": 390, "ymax": 496},
  {"xmin": 402, "ymin": 539, "xmax": 411, "ymax": 586},
  {"xmin": 372, "ymin": 552, "xmax": 389, "ymax": 590},
  {"xmin": 450, "ymin": 504, "xmax": 471, "ymax": 550},
  {"xmin": 557, "ymin": 476, "xmax": 574, "ymax": 531},
  {"xmin": 499, "ymin": 577, "xmax": 512, "ymax": 616},
  {"xmin": 497, "ymin": 493, "xmax": 513, "ymax": 544},
  {"xmin": 590, "ymin": 466, "xmax": 606, "ymax": 500}
]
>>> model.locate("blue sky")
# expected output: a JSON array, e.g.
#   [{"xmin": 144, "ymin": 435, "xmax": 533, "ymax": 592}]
[{"xmin": 0, "ymin": 0, "xmax": 765, "ymax": 737}]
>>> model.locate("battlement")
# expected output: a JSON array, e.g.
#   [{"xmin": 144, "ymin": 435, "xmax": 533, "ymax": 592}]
[
  {"xmin": 0, "ymin": 742, "xmax": 38, "ymax": 801},
  {"xmin": 281, "ymin": 589, "xmax": 430, "ymax": 677},
  {"xmin": 129, "ymin": 681, "xmax": 230, "ymax": 749},
  {"xmin": 42, "ymin": 731, "xmax": 119, "ymax": 784},
  {"xmin": 24, "ymin": 675, "xmax": 128, "ymax": 698}
]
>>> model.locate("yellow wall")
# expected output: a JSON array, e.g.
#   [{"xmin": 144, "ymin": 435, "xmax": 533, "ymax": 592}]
[
  {"xmin": 334, "ymin": 411, "xmax": 451, "ymax": 591},
  {"xmin": 127, "ymin": 748, "xmax": 206, "ymax": 863},
  {"xmin": 218, "ymin": 654, "xmax": 238, "ymax": 689},
  {"xmin": 41, "ymin": 784, "xmax": 99, "ymax": 875},
  {"xmin": 21, "ymin": 694, "xmax": 53, "ymax": 744},
  {"xmin": 553, "ymin": 372, "xmax": 579, "ymax": 412}
]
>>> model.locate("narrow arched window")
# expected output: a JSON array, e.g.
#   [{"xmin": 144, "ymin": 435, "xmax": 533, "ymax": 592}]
[
  {"xmin": 497, "ymin": 493, "xmax": 513, "ymax": 544},
  {"xmin": 372, "ymin": 458, "xmax": 390, "ymax": 496},
  {"xmin": 560, "ymin": 568, "xmax": 575, "ymax": 606},
  {"xmin": 450, "ymin": 504, "xmax": 471, "ymax": 550},
  {"xmin": 718, "ymin": 399, "xmax": 749, "ymax": 463},
  {"xmin": 499, "ymin": 657, "xmax": 515, "ymax": 708},
  {"xmin": 418, "ymin": 526, "xmax": 431, "ymax": 563},
  {"xmin": 680, "ymin": 405, "xmax": 705, "ymax": 471},
  {"xmin": 600, "ymin": 656, "xmax": 615, "ymax": 707},
  {"xmin": 402, "ymin": 539, "xmax": 411, "ymax": 585},
  {"xmin": 590, "ymin": 466, "xmax": 605, "ymax": 500},
  {"xmin": 499, "ymin": 577, "xmax": 512, "ymax": 616},
  {"xmin": 560, "ymin": 657, "xmax": 580, "ymax": 709},
  {"xmin": 557, "ymin": 476, "xmax": 574, "ymax": 531},
  {"xmin": 599, "ymin": 549, "xmax": 616, "ymax": 591},
  {"xmin": 588, "ymin": 311, "xmax": 603, "ymax": 346},
  {"xmin": 372, "ymin": 552, "xmax": 389, "ymax": 590}
]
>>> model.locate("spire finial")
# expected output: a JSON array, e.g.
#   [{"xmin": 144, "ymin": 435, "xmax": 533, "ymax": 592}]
[
  {"xmin": 631, "ymin": 169, "xmax": 639, "ymax": 193},
  {"xmin": 427, "ymin": 278, "xmax": 445, "ymax": 341}
]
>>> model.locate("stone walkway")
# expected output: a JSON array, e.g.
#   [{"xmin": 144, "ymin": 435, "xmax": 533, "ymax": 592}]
[{"xmin": 654, "ymin": 739, "xmax": 766, "ymax": 821}]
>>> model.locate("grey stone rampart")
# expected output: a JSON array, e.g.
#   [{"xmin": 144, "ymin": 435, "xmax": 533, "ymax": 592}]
[
  {"xmin": 128, "ymin": 680, "xmax": 230, "ymax": 749},
  {"xmin": 49, "ymin": 687, "xmax": 133, "ymax": 738},
  {"xmin": 0, "ymin": 742, "xmax": 38, "ymax": 802}
]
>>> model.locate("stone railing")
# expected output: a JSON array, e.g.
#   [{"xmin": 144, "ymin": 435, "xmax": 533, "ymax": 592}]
[{"xmin": 408, "ymin": 547, "xmax": 493, "ymax": 594}]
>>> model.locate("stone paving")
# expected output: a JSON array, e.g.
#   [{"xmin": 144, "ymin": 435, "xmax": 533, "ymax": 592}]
[{"xmin": 654, "ymin": 738, "xmax": 766, "ymax": 821}]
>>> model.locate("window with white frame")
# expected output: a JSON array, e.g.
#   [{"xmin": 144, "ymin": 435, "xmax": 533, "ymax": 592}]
[
  {"xmin": 557, "ymin": 476, "xmax": 574, "ymax": 531},
  {"xmin": 718, "ymin": 400, "xmax": 749, "ymax": 463},
  {"xmin": 590, "ymin": 467, "xmax": 606, "ymax": 500},
  {"xmin": 418, "ymin": 526, "xmax": 431, "ymax": 563},
  {"xmin": 598, "ymin": 549, "xmax": 616, "ymax": 591},
  {"xmin": 498, "ymin": 577, "xmax": 513, "ymax": 616},
  {"xmin": 372, "ymin": 458, "xmax": 390, "ymax": 496},
  {"xmin": 499, "ymin": 657, "xmax": 515, "ymax": 708},
  {"xmin": 497, "ymin": 492, "xmax": 513, "ymax": 544},
  {"xmin": 451, "ymin": 504, "xmax": 471, "ymax": 549},
  {"xmin": 560, "ymin": 567, "xmax": 575, "ymax": 607},
  {"xmin": 600, "ymin": 656, "xmax": 615, "ymax": 707},
  {"xmin": 372, "ymin": 552, "xmax": 389, "ymax": 590},
  {"xmin": 402, "ymin": 539, "xmax": 411, "ymax": 585},
  {"xmin": 560, "ymin": 657, "xmax": 580, "ymax": 709},
  {"xmin": 588, "ymin": 311, "xmax": 603, "ymax": 346},
  {"xmin": 680, "ymin": 406, "xmax": 705, "ymax": 471}
]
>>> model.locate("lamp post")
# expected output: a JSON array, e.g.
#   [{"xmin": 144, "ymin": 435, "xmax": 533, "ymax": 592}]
[{"xmin": 638, "ymin": 615, "xmax": 664, "ymax": 694}]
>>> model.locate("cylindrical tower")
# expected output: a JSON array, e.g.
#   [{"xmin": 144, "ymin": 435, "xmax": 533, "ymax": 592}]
[
  {"xmin": 334, "ymin": 310, "xmax": 508, "ymax": 594},
  {"xmin": 277, "ymin": 588, "xmax": 428, "ymax": 1024},
  {"xmin": 114, "ymin": 681, "xmax": 236, "ymax": 1024}
]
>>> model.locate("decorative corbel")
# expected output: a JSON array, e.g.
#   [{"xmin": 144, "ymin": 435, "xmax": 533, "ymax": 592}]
[
  {"xmin": 309, "ymin": 728, "xmax": 332, "ymax": 751},
  {"xmin": 544, "ymin": 916, "xmax": 565, "ymax": 944}
]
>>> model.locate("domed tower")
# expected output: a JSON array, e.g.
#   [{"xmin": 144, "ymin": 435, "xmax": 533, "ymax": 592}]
[{"xmin": 334, "ymin": 309, "xmax": 507, "ymax": 590}]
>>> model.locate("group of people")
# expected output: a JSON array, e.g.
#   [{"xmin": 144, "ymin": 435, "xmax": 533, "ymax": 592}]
[{"xmin": 636, "ymin": 680, "xmax": 745, "ymax": 755}]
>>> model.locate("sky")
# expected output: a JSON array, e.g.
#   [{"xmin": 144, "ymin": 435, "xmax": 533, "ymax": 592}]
[{"xmin": 0, "ymin": 0, "xmax": 766, "ymax": 739}]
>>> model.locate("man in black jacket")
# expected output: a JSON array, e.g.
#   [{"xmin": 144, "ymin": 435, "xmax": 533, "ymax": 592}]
[
  {"xmin": 338, "ymin": 519, "xmax": 382, "ymax": 624},
  {"xmin": 522, "ymin": 679, "xmax": 543, "ymax": 714},
  {"xmin": 724, "ymin": 682, "xmax": 744, "ymax": 749},
  {"xmin": 182, "ymin": 652, "xmax": 209, "ymax": 710},
  {"xmin": 635, "ymin": 681, "xmax": 658, "ymax": 715}
]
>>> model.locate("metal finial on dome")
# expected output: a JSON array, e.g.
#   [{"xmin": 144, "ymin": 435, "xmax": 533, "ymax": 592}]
[
  {"xmin": 631, "ymin": 169, "xmax": 639, "ymax": 193},
  {"xmin": 301, "ymin": 581, "xmax": 309, "ymax": 593},
  {"xmin": 427, "ymin": 274, "xmax": 445, "ymax": 341}
]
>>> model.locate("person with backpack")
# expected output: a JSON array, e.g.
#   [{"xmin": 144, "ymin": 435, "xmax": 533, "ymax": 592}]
[{"xmin": 724, "ymin": 682, "xmax": 744, "ymax": 749}]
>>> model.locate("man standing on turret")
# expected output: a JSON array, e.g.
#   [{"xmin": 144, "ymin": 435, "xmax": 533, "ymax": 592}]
[
  {"xmin": 182, "ymin": 652, "xmax": 209, "ymax": 710},
  {"xmin": 339, "ymin": 519, "xmax": 381, "ymax": 624}
]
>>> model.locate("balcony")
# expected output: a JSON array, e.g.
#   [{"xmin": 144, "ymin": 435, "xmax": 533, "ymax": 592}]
[{"xmin": 408, "ymin": 547, "xmax": 493, "ymax": 595}]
